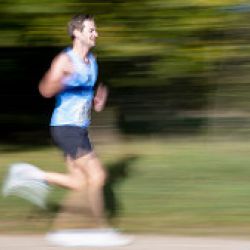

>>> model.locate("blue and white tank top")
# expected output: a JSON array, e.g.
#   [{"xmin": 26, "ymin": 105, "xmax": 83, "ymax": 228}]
[{"xmin": 50, "ymin": 47, "xmax": 98, "ymax": 128}]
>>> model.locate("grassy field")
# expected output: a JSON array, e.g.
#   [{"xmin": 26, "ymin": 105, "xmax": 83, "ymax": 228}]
[{"xmin": 1, "ymin": 136, "xmax": 250, "ymax": 237}]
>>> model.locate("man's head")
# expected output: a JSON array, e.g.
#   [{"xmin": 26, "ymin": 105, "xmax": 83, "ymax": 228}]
[{"xmin": 68, "ymin": 14, "xmax": 98, "ymax": 48}]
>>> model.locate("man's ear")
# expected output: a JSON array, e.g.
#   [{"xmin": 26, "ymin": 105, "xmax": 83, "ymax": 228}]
[{"xmin": 73, "ymin": 29, "xmax": 81, "ymax": 39}]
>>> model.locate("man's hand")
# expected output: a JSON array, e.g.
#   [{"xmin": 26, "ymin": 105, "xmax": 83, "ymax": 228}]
[{"xmin": 94, "ymin": 84, "xmax": 108, "ymax": 112}]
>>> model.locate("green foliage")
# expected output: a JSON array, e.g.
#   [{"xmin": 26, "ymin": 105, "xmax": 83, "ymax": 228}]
[
  {"xmin": 0, "ymin": 1, "xmax": 245, "ymax": 75},
  {"xmin": 1, "ymin": 0, "xmax": 250, "ymax": 111}
]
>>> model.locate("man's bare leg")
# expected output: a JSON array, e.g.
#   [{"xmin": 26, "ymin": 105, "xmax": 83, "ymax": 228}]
[
  {"xmin": 44, "ymin": 153, "xmax": 107, "ymax": 227},
  {"xmin": 74, "ymin": 152, "xmax": 107, "ymax": 227},
  {"xmin": 45, "ymin": 156, "xmax": 87, "ymax": 190}
]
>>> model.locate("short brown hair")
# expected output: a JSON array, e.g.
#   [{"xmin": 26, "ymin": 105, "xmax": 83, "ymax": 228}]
[{"xmin": 67, "ymin": 14, "xmax": 93, "ymax": 39}]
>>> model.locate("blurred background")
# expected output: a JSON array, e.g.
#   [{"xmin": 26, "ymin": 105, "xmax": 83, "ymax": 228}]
[{"xmin": 1, "ymin": 0, "xmax": 250, "ymax": 237}]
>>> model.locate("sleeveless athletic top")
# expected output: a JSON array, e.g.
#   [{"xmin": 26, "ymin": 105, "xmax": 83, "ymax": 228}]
[{"xmin": 50, "ymin": 47, "xmax": 98, "ymax": 128}]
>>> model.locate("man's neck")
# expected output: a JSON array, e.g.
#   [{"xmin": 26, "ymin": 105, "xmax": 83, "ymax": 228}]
[{"xmin": 72, "ymin": 40, "xmax": 90, "ymax": 62}]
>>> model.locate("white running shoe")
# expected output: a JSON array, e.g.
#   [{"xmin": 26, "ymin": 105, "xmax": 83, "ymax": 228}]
[
  {"xmin": 46, "ymin": 228, "xmax": 133, "ymax": 247},
  {"xmin": 2, "ymin": 163, "xmax": 49, "ymax": 209}
]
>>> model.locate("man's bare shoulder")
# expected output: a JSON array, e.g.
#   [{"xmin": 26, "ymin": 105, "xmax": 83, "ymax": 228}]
[{"xmin": 51, "ymin": 52, "xmax": 72, "ymax": 69}]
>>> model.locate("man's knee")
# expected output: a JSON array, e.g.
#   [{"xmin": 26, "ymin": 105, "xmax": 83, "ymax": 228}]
[
  {"xmin": 74, "ymin": 152, "xmax": 107, "ymax": 187},
  {"xmin": 88, "ymin": 169, "xmax": 107, "ymax": 188}
]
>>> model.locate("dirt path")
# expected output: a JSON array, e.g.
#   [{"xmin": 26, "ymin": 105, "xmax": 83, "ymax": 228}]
[{"xmin": 0, "ymin": 234, "xmax": 250, "ymax": 250}]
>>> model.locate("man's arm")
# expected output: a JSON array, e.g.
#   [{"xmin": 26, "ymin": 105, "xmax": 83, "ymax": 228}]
[
  {"xmin": 93, "ymin": 83, "xmax": 108, "ymax": 112},
  {"xmin": 38, "ymin": 53, "xmax": 73, "ymax": 98}
]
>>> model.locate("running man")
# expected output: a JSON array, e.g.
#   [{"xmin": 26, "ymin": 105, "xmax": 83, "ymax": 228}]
[
  {"xmin": 38, "ymin": 13, "xmax": 108, "ymax": 227},
  {"xmin": 3, "ymin": 14, "xmax": 131, "ymax": 246}
]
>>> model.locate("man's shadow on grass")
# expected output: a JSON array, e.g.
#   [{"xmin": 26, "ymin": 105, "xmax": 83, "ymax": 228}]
[{"xmin": 104, "ymin": 155, "xmax": 138, "ymax": 219}]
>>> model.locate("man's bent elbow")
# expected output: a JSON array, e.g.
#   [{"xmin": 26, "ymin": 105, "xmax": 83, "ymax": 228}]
[{"xmin": 38, "ymin": 84, "xmax": 54, "ymax": 98}]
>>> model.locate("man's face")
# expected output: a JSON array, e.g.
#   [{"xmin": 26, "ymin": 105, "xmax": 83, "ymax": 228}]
[{"xmin": 79, "ymin": 19, "xmax": 98, "ymax": 48}]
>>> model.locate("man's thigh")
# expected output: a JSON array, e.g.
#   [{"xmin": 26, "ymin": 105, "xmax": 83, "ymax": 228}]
[{"xmin": 74, "ymin": 153, "xmax": 106, "ymax": 184}]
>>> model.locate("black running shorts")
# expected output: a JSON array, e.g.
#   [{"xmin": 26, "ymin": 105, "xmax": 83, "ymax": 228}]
[{"xmin": 50, "ymin": 126, "xmax": 93, "ymax": 159}]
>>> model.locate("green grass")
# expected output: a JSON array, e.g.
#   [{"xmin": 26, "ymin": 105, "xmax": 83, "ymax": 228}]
[{"xmin": 1, "ymin": 138, "xmax": 250, "ymax": 237}]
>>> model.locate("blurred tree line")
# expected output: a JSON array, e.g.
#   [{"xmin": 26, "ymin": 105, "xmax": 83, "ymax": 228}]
[{"xmin": 1, "ymin": 0, "xmax": 250, "ymax": 139}]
